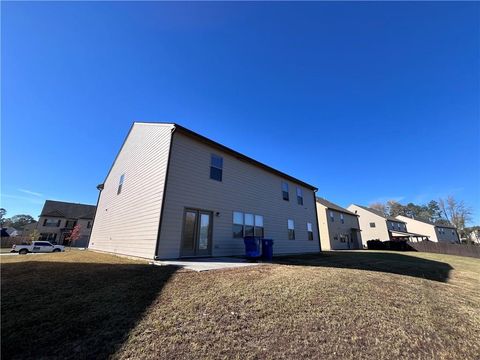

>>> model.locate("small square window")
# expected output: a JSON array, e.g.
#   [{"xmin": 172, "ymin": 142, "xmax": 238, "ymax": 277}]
[{"xmin": 369, "ymin": 222, "xmax": 376, "ymax": 228}]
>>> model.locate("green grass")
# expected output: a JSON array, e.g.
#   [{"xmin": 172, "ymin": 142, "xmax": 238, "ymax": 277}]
[{"xmin": 1, "ymin": 250, "xmax": 479, "ymax": 359}]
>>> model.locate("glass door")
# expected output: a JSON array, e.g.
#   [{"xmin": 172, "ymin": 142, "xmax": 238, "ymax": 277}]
[{"xmin": 181, "ymin": 209, "xmax": 212, "ymax": 257}]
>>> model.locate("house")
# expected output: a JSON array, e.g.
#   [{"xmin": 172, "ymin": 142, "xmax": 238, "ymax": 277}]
[
  {"xmin": 35, "ymin": 200, "xmax": 96, "ymax": 247},
  {"xmin": 2, "ymin": 227, "xmax": 20, "ymax": 237},
  {"xmin": 396, "ymin": 215, "xmax": 460, "ymax": 244},
  {"xmin": 316, "ymin": 197, "xmax": 362, "ymax": 250},
  {"xmin": 89, "ymin": 122, "xmax": 320, "ymax": 260},
  {"xmin": 347, "ymin": 204, "xmax": 429, "ymax": 245}
]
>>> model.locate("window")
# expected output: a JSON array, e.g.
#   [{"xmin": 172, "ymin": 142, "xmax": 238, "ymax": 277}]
[
  {"xmin": 233, "ymin": 212, "xmax": 264, "ymax": 238},
  {"xmin": 307, "ymin": 222, "xmax": 313, "ymax": 240},
  {"xmin": 369, "ymin": 222, "xmax": 376, "ymax": 228},
  {"xmin": 451, "ymin": 230, "xmax": 455, "ymax": 235},
  {"xmin": 117, "ymin": 174, "xmax": 125, "ymax": 195},
  {"xmin": 254, "ymin": 215, "xmax": 264, "ymax": 237},
  {"xmin": 288, "ymin": 219, "xmax": 295, "ymax": 240},
  {"xmin": 397, "ymin": 223, "xmax": 401, "ymax": 230},
  {"xmin": 39, "ymin": 234, "xmax": 57, "ymax": 242},
  {"xmin": 340, "ymin": 235, "xmax": 346, "ymax": 243},
  {"xmin": 210, "ymin": 154, "xmax": 223, "ymax": 181},
  {"xmin": 65, "ymin": 220, "xmax": 77, "ymax": 229},
  {"xmin": 244, "ymin": 213, "xmax": 254, "ymax": 237},
  {"xmin": 87, "ymin": 221, "xmax": 92, "ymax": 229},
  {"xmin": 340, "ymin": 214, "xmax": 344, "ymax": 224},
  {"xmin": 282, "ymin": 182, "xmax": 289, "ymax": 201},
  {"xmin": 43, "ymin": 219, "xmax": 61, "ymax": 227},
  {"xmin": 233, "ymin": 212, "xmax": 244, "ymax": 238},
  {"xmin": 296, "ymin": 187, "xmax": 303, "ymax": 205},
  {"xmin": 330, "ymin": 211, "xmax": 334, "ymax": 222}
]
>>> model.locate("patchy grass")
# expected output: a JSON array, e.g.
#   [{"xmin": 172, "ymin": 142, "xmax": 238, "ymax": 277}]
[{"xmin": 1, "ymin": 250, "xmax": 479, "ymax": 359}]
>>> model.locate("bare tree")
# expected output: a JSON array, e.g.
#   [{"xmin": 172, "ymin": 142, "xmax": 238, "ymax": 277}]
[
  {"xmin": 369, "ymin": 202, "xmax": 388, "ymax": 216},
  {"xmin": 439, "ymin": 196, "xmax": 472, "ymax": 231}
]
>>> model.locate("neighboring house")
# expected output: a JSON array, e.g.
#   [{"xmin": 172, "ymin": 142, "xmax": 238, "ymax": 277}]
[
  {"xmin": 396, "ymin": 215, "xmax": 460, "ymax": 244},
  {"xmin": 469, "ymin": 229, "xmax": 480, "ymax": 244},
  {"xmin": 347, "ymin": 204, "xmax": 429, "ymax": 245},
  {"xmin": 36, "ymin": 200, "xmax": 96, "ymax": 247},
  {"xmin": 89, "ymin": 122, "xmax": 320, "ymax": 260},
  {"xmin": 3, "ymin": 227, "xmax": 20, "ymax": 237},
  {"xmin": 316, "ymin": 197, "xmax": 362, "ymax": 250}
]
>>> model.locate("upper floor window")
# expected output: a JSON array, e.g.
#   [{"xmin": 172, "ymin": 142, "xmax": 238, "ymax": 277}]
[
  {"xmin": 117, "ymin": 174, "xmax": 125, "ymax": 195},
  {"xmin": 451, "ymin": 230, "xmax": 455, "ymax": 235},
  {"xmin": 330, "ymin": 211, "xmax": 334, "ymax": 222},
  {"xmin": 307, "ymin": 222, "xmax": 313, "ymax": 240},
  {"xmin": 43, "ymin": 218, "xmax": 61, "ymax": 227},
  {"xmin": 288, "ymin": 219, "xmax": 295, "ymax": 240},
  {"xmin": 296, "ymin": 187, "xmax": 303, "ymax": 205},
  {"xmin": 65, "ymin": 220, "xmax": 77, "ymax": 229},
  {"xmin": 87, "ymin": 221, "xmax": 92, "ymax": 229},
  {"xmin": 340, "ymin": 214, "xmax": 344, "ymax": 224},
  {"xmin": 369, "ymin": 222, "xmax": 376, "ymax": 228},
  {"xmin": 210, "ymin": 154, "xmax": 223, "ymax": 181},
  {"xmin": 282, "ymin": 182, "xmax": 289, "ymax": 201}
]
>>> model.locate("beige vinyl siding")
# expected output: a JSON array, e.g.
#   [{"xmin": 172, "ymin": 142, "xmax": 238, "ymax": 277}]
[
  {"xmin": 89, "ymin": 123, "xmax": 173, "ymax": 259},
  {"xmin": 347, "ymin": 205, "xmax": 389, "ymax": 244},
  {"xmin": 395, "ymin": 215, "xmax": 436, "ymax": 241},
  {"xmin": 326, "ymin": 210, "xmax": 361, "ymax": 250},
  {"xmin": 157, "ymin": 132, "xmax": 320, "ymax": 259},
  {"xmin": 316, "ymin": 204, "xmax": 332, "ymax": 250}
]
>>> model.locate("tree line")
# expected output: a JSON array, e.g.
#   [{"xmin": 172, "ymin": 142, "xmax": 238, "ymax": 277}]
[
  {"xmin": 0, "ymin": 208, "xmax": 36, "ymax": 230},
  {"xmin": 369, "ymin": 195, "xmax": 475, "ymax": 240}
]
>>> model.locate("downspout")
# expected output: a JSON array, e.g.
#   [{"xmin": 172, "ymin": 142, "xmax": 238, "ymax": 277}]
[{"xmin": 88, "ymin": 183, "xmax": 104, "ymax": 247}]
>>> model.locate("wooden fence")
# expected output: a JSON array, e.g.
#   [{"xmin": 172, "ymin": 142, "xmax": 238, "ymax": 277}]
[{"xmin": 407, "ymin": 241, "xmax": 480, "ymax": 259}]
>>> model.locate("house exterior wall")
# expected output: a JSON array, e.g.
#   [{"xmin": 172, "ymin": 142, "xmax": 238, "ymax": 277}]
[
  {"xmin": 396, "ymin": 215, "xmax": 459, "ymax": 243},
  {"xmin": 89, "ymin": 123, "xmax": 173, "ymax": 259},
  {"xmin": 347, "ymin": 205, "xmax": 389, "ymax": 244},
  {"xmin": 36, "ymin": 216, "xmax": 94, "ymax": 246},
  {"xmin": 157, "ymin": 131, "xmax": 320, "ymax": 259},
  {"xmin": 396, "ymin": 216, "xmax": 436, "ymax": 241},
  {"xmin": 317, "ymin": 204, "xmax": 331, "ymax": 251},
  {"xmin": 317, "ymin": 203, "xmax": 361, "ymax": 250},
  {"xmin": 435, "ymin": 226, "xmax": 459, "ymax": 243}
]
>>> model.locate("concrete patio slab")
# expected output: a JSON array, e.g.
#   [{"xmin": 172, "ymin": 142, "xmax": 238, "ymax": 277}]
[{"xmin": 153, "ymin": 257, "xmax": 265, "ymax": 272}]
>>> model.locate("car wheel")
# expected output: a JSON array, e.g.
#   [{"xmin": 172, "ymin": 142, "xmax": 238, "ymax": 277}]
[
  {"xmin": 53, "ymin": 249, "xmax": 61, "ymax": 253},
  {"xmin": 19, "ymin": 249, "xmax": 28, "ymax": 255}
]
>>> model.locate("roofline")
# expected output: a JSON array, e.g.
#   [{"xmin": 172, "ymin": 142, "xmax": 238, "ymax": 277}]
[
  {"xmin": 396, "ymin": 215, "xmax": 457, "ymax": 229},
  {"xmin": 172, "ymin": 123, "xmax": 317, "ymax": 190},
  {"xmin": 350, "ymin": 204, "xmax": 406, "ymax": 223},
  {"xmin": 316, "ymin": 198, "xmax": 359, "ymax": 216}
]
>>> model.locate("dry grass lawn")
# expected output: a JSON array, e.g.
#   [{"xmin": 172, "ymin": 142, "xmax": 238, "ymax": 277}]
[{"xmin": 1, "ymin": 250, "xmax": 479, "ymax": 359}]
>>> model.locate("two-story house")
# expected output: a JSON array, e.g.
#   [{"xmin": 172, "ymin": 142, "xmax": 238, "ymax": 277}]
[
  {"xmin": 316, "ymin": 197, "xmax": 362, "ymax": 250},
  {"xmin": 347, "ymin": 204, "xmax": 429, "ymax": 245},
  {"xmin": 396, "ymin": 215, "xmax": 460, "ymax": 243},
  {"xmin": 35, "ymin": 200, "xmax": 96, "ymax": 247},
  {"xmin": 89, "ymin": 122, "xmax": 320, "ymax": 259}
]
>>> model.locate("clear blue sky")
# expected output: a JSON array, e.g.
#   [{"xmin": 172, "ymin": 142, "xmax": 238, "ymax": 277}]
[{"xmin": 2, "ymin": 2, "xmax": 479, "ymax": 224}]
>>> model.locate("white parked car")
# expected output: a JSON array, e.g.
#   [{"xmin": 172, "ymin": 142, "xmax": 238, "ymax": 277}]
[{"xmin": 11, "ymin": 241, "xmax": 65, "ymax": 255}]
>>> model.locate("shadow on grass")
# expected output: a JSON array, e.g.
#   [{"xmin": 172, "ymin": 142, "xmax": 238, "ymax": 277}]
[
  {"xmin": 273, "ymin": 251, "xmax": 453, "ymax": 282},
  {"xmin": 1, "ymin": 260, "xmax": 179, "ymax": 359}
]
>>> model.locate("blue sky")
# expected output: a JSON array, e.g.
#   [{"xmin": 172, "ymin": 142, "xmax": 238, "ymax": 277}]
[{"xmin": 2, "ymin": 2, "xmax": 479, "ymax": 224}]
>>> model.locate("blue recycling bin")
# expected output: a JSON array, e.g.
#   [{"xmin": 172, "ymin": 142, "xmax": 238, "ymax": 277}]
[
  {"xmin": 244, "ymin": 236, "xmax": 261, "ymax": 259},
  {"xmin": 261, "ymin": 239, "xmax": 274, "ymax": 261}
]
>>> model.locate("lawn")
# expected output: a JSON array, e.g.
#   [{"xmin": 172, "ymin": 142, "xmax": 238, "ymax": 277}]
[{"xmin": 1, "ymin": 250, "xmax": 479, "ymax": 359}]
